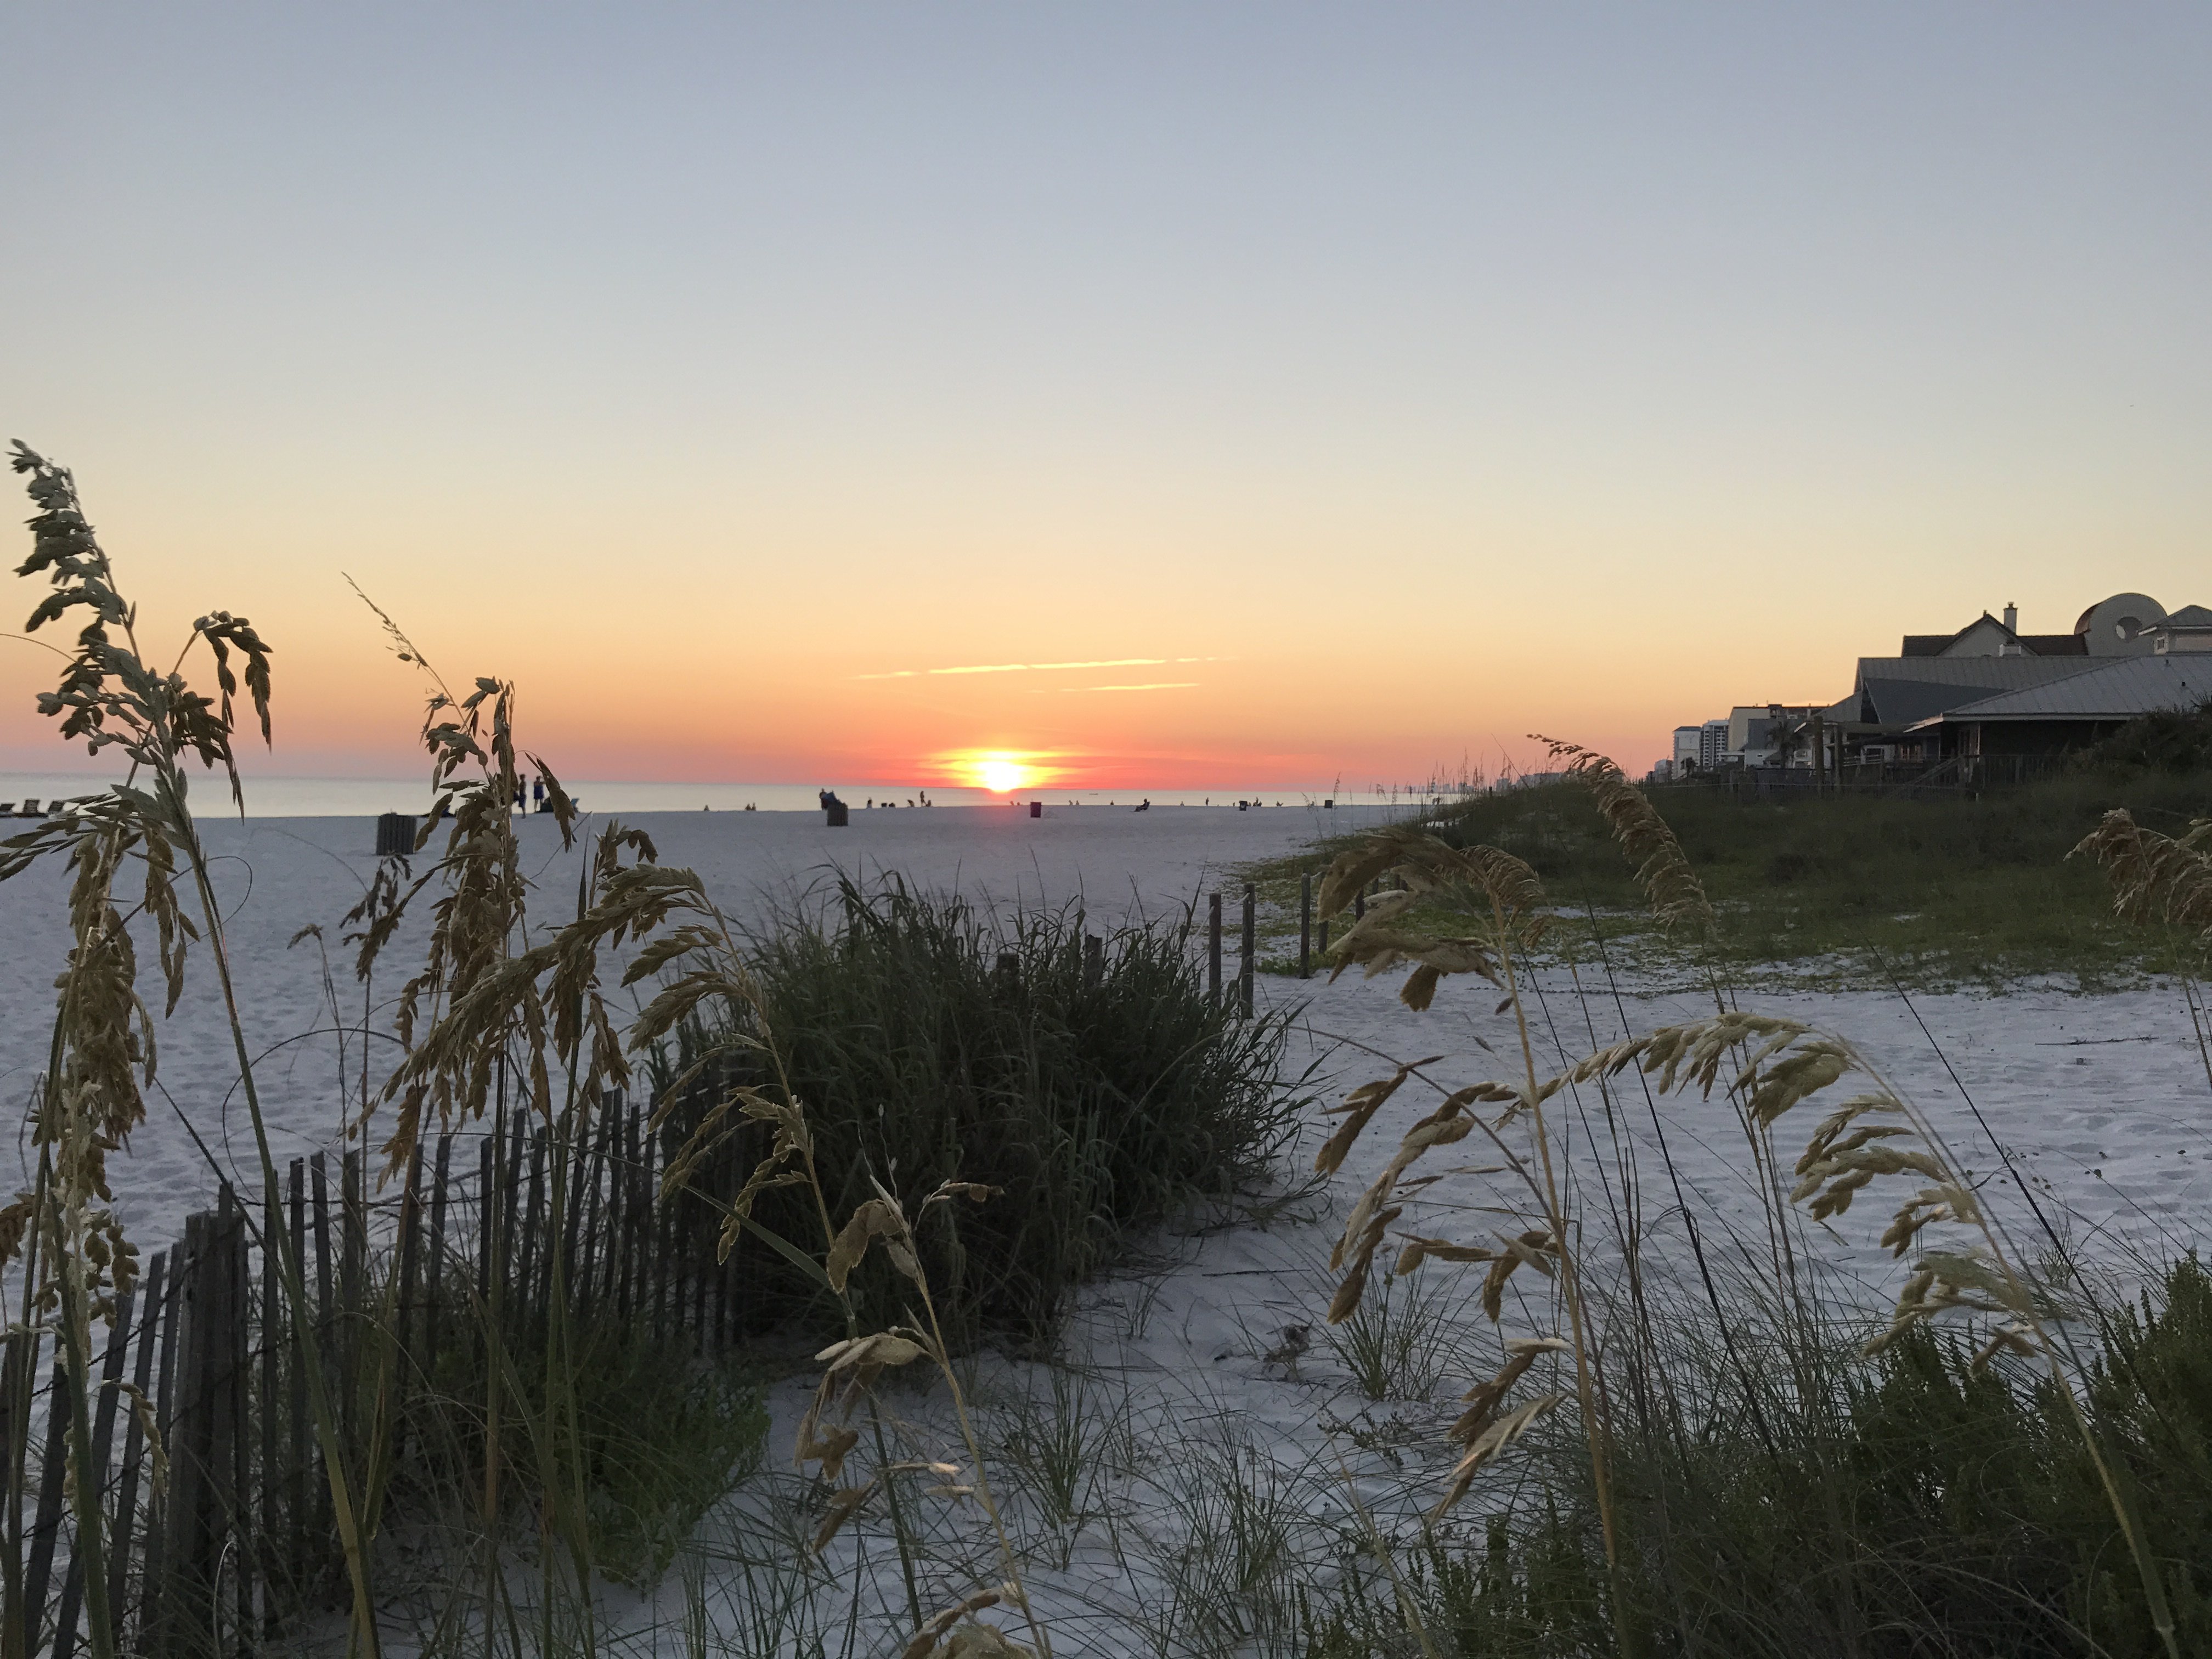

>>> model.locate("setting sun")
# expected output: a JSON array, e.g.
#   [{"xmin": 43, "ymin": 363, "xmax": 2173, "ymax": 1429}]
[{"xmin": 976, "ymin": 756, "xmax": 1027, "ymax": 793}]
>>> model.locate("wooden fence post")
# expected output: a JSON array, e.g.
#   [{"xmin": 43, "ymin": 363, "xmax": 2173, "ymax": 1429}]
[
  {"xmin": 1083, "ymin": 933, "xmax": 1103, "ymax": 990},
  {"xmin": 1207, "ymin": 893, "xmax": 1222, "ymax": 1006},
  {"xmin": 161, "ymin": 1200, "xmax": 247, "ymax": 1652},
  {"xmin": 1299, "ymin": 874, "xmax": 1312, "ymax": 980},
  {"xmin": 1240, "ymin": 885, "xmax": 1256, "ymax": 1017}
]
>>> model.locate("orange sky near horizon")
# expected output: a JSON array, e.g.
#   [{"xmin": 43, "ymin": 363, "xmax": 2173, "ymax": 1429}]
[
  {"xmin": 4, "ymin": 8, "xmax": 2208, "ymax": 791},
  {"xmin": 3, "ymin": 441, "xmax": 2201, "ymax": 794}
]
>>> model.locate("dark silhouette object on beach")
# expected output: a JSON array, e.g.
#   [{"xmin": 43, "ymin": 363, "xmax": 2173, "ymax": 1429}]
[
  {"xmin": 1135, "ymin": 799, "xmax": 1150, "ymax": 812},
  {"xmin": 821, "ymin": 788, "xmax": 849, "ymax": 827},
  {"xmin": 532, "ymin": 776, "xmax": 547, "ymax": 812}
]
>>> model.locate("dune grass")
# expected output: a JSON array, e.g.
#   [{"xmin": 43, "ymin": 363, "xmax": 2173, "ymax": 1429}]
[
  {"xmin": 646, "ymin": 877, "xmax": 1310, "ymax": 1349},
  {"xmin": 1310, "ymin": 1258, "xmax": 2212, "ymax": 1659},
  {"xmin": 1242, "ymin": 759, "xmax": 2212, "ymax": 988}
]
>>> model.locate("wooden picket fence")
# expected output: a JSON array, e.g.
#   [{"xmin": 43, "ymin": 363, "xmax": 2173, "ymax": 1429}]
[{"xmin": 0, "ymin": 1091, "xmax": 748, "ymax": 1658}]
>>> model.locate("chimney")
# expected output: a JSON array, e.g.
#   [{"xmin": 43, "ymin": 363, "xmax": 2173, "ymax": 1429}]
[{"xmin": 2002, "ymin": 602, "xmax": 2018, "ymax": 631}]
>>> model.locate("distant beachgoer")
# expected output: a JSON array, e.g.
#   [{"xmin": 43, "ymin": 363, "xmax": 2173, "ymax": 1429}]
[
  {"xmin": 1135, "ymin": 798, "xmax": 1150, "ymax": 812},
  {"xmin": 532, "ymin": 777, "xmax": 546, "ymax": 812}
]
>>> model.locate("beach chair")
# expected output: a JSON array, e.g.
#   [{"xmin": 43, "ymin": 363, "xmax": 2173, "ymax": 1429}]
[{"xmin": 18, "ymin": 799, "xmax": 38, "ymax": 816}]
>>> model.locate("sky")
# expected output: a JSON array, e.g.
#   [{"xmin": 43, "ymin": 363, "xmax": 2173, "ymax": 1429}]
[{"xmin": 3, "ymin": 4, "xmax": 2208, "ymax": 793}]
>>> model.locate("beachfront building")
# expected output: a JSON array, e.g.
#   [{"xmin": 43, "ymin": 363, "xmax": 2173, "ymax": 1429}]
[
  {"xmin": 1673, "ymin": 725, "xmax": 1701, "ymax": 770},
  {"xmin": 1664, "ymin": 592, "xmax": 2209, "ymax": 778},
  {"xmin": 1904, "ymin": 654, "xmax": 2208, "ymax": 758},
  {"xmin": 1841, "ymin": 591, "xmax": 2212, "ymax": 763}
]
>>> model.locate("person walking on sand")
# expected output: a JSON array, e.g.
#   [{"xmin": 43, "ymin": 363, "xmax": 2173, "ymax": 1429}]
[{"xmin": 532, "ymin": 776, "xmax": 546, "ymax": 813}]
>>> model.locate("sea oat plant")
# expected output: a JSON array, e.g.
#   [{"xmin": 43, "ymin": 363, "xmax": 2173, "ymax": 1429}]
[
  {"xmin": 1310, "ymin": 744, "xmax": 2183, "ymax": 1659},
  {"xmin": 0, "ymin": 441, "xmax": 380, "ymax": 1657},
  {"xmin": 338, "ymin": 595, "xmax": 667, "ymax": 1655},
  {"xmin": 2073, "ymin": 807, "xmax": 2212, "ymax": 1092}
]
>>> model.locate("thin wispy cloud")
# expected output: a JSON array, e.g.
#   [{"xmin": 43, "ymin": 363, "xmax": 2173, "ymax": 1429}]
[
  {"xmin": 856, "ymin": 656, "xmax": 1217, "ymax": 680},
  {"xmin": 1027, "ymin": 681, "xmax": 1200, "ymax": 695}
]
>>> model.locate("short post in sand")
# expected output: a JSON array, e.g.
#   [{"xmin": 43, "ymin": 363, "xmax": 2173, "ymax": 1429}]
[
  {"xmin": 1299, "ymin": 872, "xmax": 1312, "ymax": 979},
  {"xmin": 1240, "ymin": 884, "xmax": 1256, "ymax": 1017},
  {"xmin": 1207, "ymin": 893, "xmax": 1222, "ymax": 1006},
  {"xmin": 1083, "ymin": 933, "xmax": 1103, "ymax": 990}
]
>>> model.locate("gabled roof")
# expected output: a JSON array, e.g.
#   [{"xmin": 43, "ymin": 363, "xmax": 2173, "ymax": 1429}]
[
  {"xmin": 1854, "ymin": 656, "xmax": 2101, "ymax": 690},
  {"xmin": 2166, "ymin": 604, "xmax": 2212, "ymax": 628},
  {"xmin": 1853, "ymin": 656, "xmax": 2107, "ymax": 727},
  {"xmin": 1900, "ymin": 612, "xmax": 2088, "ymax": 658},
  {"xmin": 1909, "ymin": 655, "xmax": 2208, "ymax": 726}
]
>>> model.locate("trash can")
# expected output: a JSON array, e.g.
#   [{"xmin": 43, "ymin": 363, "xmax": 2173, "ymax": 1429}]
[
  {"xmin": 826, "ymin": 802, "xmax": 849, "ymax": 827},
  {"xmin": 1028, "ymin": 800, "xmax": 1041, "ymax": 819},
  {"xmin": 375, "ymin": 812, "xmax": 416, "ymax": 857}
]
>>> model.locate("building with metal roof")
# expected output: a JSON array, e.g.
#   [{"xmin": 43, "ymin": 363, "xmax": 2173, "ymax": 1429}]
[{"xmin": 1905, "ymin": 655, "xmax": 2209, "ymax": 757}]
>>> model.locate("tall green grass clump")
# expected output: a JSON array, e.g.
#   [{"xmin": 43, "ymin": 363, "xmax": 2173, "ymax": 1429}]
[
  {"xmin": 1311, "ymin": 1257, "xmax": 2212, "ymax": 1658},
  {"xmin": 648, "ymin": 877, "xmax": 1306, "ymax": 1345}
]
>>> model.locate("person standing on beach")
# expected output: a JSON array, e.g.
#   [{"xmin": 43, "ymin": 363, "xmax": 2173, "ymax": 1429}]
[{"xmin": 532, "ymin": 776, "xmax": 546, "ymax": 812}]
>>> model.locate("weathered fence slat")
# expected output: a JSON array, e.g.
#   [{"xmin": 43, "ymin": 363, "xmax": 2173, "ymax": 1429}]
[
  {"xmin": 106, "ymin": 1250, "xmax": 165, "ymax": 1645},
  {"xmin": 520, "ymin": 1129, "xmax": 547, "ymax": 1312},
  {"xmin": 1299, "ymin": 873, "xmax": 1312, "ymax": 980},
  {"xmin": 259, "ymin": 1186, "xmax": 281, "ymax": 1636},
  {"xmin": 139, "ymin": 1229, "xmax": 184, "ymax": 1640},
  {"xmin": 53, "ymin": 1284, "xmax": 139, "ymax": 1659},
  {"xmin": 398, "ymin": 1141, "xmax": 425, "ymax": 1383},
  {"xmin": 475, "ymin": 1132, "xmax": 495, "ymax": 1312},
  {"xmin": 26, "ymin": 1356, "xmax": 74, "ymax": 1655},
  {"xmin": 0, "ymin": 1328, "xmax": 28, "ymax": 1650},
  {"xmin": 1240, "ymin": 884, "xmax": 1257, "ymax": 1018},
  {"xmin": 500, "ymin": 1106, "xmax": 526, "ymax": 1315},
  {"xmin": 309, "ymin": 1153, "xmax": 334, "ymax": 1542},
  {"xmin": 427, "ymin": 1135, "xmax": 453, "ymax": 1360},
  {"xmin": 1207, "ymin": 892, "xmax": 1222, "ymax": 1005},
  {"xmin": 288, "ymin": 1159, "xmax": 309, "ymax": 1579}
]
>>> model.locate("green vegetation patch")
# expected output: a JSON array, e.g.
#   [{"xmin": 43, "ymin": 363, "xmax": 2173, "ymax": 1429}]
[
  {"xmin": 1310, "ymin": 1256, "xmax": 2212, "ymax": 1659},
  {"xmin": 650, "ymin": 877, "xmax": 1309, "ymax": 1347},
  {"xmin": 1242, "ymin": 762, "xmax": 2212, "ymax": 989}
]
